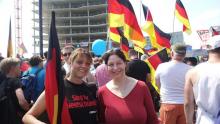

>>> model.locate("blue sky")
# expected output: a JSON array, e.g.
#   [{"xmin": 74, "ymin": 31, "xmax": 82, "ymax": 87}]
[{"xmin": 0, "ymin": 0, "xmax": 220, "ymax": 57}]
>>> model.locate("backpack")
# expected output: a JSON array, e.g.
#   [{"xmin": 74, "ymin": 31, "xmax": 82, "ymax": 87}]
[
  {"xmin": 0, "ymin": 71, "xmax": 7, "ymax": 102},
  {"xmin": 0, "ymin": 78, "xmax": 22, "ymax": 124},
  {"xmin": 0, "ymin": 73, "xmax": 7, "ymax": 104},
  {"xmin": 21, "ymin": 68, "xmax": 42, "ymax": 103}
]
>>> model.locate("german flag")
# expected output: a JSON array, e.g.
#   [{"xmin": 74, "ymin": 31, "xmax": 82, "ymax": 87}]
[
  {"xmin": 145, "ymin": 48, "xmax": 169, "ymax": 93},
  {"xmin": 7, "ymin": 18, "xmax": 13, "ymax": 57},
  {"xmin": 117, "ymin": 28, "xmax": 129, "ymax": 52},
  {"xmin": 110, "ymin": 27, "xmax": 144, "ymax": 55},
  {"xmin": 108, "ymin": 0, "xmax": 123, "ymax": 44},
  {"xmin": 211, "ymin": 27, "xmax": 220, "ymax": 36},
  {"xmin": 108, "ymin": 0, "xmax": 124, "ymax": 27},
  {"xmin": 175, "ymin": 0, "xmax": 191, "ymax": 34},
  {"xmin": 118, "ymin": 0, "xmax": 146, "ymax": 49},
  {"xmin": 154, "ymin": 24, "xmax": 171, "ymax": 49},
  {"xmin": 133, "ymin": 44, "xmax": 145, "ymax": 54},
  {"xmin": 142, "ymin": 5, "xmax": 171, "ymax": 50},
  {"xmin": 45, "ymin": 11, "xmax": 72, "ymax": 124},
  {"xmin": 116, "ymin": 27, "xmax": 130, "ymax": 60},
  {"xmin": 109, "ymin": 27, "xmax": 121, "ymax": 43},
  {"xmin": 18, "ymin": 42, "xmax": 27, "ymax": 55}
]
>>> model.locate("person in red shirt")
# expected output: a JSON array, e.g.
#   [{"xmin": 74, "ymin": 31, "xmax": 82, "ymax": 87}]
[{"xmin": 98, "ymin": 49, "xmax": 159, "ymax": 124}]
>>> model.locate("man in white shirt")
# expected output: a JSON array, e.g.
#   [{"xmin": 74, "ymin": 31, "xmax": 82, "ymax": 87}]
[
  {"xmin": 62, "ymin": 46, "xmax": 74, "ymax": 74},
  {"xmin": 184, "ymin": 36, "xmax": 220, "ymax": 124},
  {"xmin": 155, "ymin": 44, "xmax": 192, "ymax": 124}
]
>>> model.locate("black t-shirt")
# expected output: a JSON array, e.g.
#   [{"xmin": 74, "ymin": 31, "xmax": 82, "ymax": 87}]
[
  {"xmin": 64, "ymin": 79, "xmax": 98, "ymax": 124},
  {"xmin": 126, "ymin": 59, "xmax": 150, "ymax": 82},
  {"xmin": 0, "ymin": 77, "xmax": 23, "ymax": 124},
  {"xmin": 6, "ymin": 78, "xmax": 24, "ymax": 112},
  {"xmin": 6, "ymin": 78, "xmax": 23, "ymax": 91}
]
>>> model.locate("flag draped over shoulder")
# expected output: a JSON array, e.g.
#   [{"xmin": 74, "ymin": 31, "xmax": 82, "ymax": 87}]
[
  {"xmin": 175, "ymin": 0, "xmax": 191, "ymax": 34},
  {"xmin": 45, "ymin": 11, "xmax": 72, "ymax": 124},
  {"xmin": 118, "ymin": 0, "xmax": 146, "ymax": 48},
  {"xmin": 145, "ymin": 48, "xmax": 169, "ymax": 93},
  {"xmin": 142, "ymin": 5, "xmax": 171, "ymax": 50},
  {"xmin": 7, "ymin": 18, "xmax": 13, "ymax": 57}
]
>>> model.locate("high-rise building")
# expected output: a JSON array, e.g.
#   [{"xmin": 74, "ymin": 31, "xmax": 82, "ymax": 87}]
[{"xmin": 32, "ymin": 0, "xmax": 107, "ymax": 52}]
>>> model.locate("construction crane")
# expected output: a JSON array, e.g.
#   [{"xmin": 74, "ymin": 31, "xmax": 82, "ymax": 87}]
[{"xmin": 14, "ymin": 0, "xmax": 26, "ymax": 56}]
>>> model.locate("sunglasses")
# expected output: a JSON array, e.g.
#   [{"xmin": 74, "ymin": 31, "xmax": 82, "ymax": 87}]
[{"xmin": 63, "ymin": 52, "xmax": 71, "ymax": 57}]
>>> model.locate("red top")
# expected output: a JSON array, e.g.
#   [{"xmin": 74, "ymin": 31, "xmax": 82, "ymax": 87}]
[{"xmin": 98, "ymin": 81, "xmax": 159, "ymax": 124}]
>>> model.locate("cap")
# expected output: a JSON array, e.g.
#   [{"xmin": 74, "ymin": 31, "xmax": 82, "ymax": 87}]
[
  {"xmin": 171, "ymin": 44, "xmax": 186, "ymax": 55},
  {"xmin": 206, "ymin": 35, "xmax": 220, "ymax": 50}
]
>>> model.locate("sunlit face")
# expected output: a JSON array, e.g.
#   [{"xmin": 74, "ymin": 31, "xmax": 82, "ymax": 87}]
[
  {"xmin": 70, "ymin": 55, "xmax": 91, "ymax": 79},
  {"xmin": 107, "ymin": 54, "xmax": 126, "ymax": 78}
]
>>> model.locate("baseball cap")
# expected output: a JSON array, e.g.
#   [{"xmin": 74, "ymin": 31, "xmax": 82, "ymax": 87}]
[
  {"xmin": 171, "ymin": 44, "xmax": 186, "ymax": 55},
  {"xmin": 206, "ymin": 35, "xmax": 220, "ymax": 50}
]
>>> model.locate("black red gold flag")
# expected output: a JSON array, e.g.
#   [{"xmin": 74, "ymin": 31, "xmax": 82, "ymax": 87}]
[
  {"xmin": 145, "ymin": 48, "xmax": 169, "ymax": 93},
  {"xmin": 211, "ymin": 27, "xmax": 220, "ymax": 36},
  {"xmin": 45, "ymin": 11, "xmax": 72, "ymax": 124},
  {"xmin": 154, "ymin": 24, "xmax": 171, "ymax": 49},
  {"xmin": 109, "ymin": 27, "xmax": 121, "ymax": 43},
  {"xmin": 115, "ymin": 27, "xmax": 130, "ymax": 60},
  {"xmin": 18, "ymin": 42, "xmax": 27, "ymax": 55},
  {"xmin": 142, "ymin": 5, "xmax": 171, "ymax": 51},
  {"xmin": 108, "ymin": 0, "xmax": 124, "ymax": 27},
  {"xmin": 175, "ymin": 0, "xmax": 191, "ymax": 34},
  {"xmin": 117, "ymin": 0, "xmax": 146, "ymax": 48}
]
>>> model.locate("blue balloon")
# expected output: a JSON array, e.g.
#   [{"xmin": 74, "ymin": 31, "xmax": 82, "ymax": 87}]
[{"xmin": 92, "ymin": 39, "xmax": 107, "ymax": 56}]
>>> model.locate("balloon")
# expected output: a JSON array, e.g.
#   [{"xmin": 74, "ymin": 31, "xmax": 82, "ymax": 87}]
[{"xmin": 92, "ymin": 39, "xmax": 107, "ymax": 56}]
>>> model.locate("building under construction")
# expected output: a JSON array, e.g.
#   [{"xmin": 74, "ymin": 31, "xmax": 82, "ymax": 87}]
[{"xmin": 32, "ymin": 0, "xmax": 107, "ymax": 51}]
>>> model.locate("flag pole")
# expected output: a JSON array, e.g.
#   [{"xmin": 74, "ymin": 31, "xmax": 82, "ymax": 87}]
[
  {"xmin": 106, "ymin": 0, "xmax": 111, "ymax": 50},
  {"xmin": 7, "ymin": 18, "xmax": 13, "ymax": 57},
  {"xmin": 171, "ymin": 0, "xmax": 177, "ymax": 45},
  {"xmin": 107, "ymin": 28, "xmax": 112, "ymax": 50},
  {"xmin": 39, "ymin": 0, "xmax": 43, "ymax": 58},
  {"xmin": 172, "ymin": 0, "xmax": 176, "ymax": 34}
]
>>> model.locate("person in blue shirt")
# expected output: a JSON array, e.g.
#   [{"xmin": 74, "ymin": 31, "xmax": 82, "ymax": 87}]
[{"xmin": 22, "ymin": 56, "xmax": 45, "ymax": 102}]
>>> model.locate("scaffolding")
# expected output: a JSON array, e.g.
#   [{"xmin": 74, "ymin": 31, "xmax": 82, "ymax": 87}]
[
  {"xmin": 32, "ymin": 0, "xmax": 108, "ymax": 50},
  {"xmin": 14, "ymin": 0, "xmax": 22, "ymax": 55}
]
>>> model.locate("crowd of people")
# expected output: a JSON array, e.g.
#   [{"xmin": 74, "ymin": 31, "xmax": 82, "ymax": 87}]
[{"xmin": 0, "ymin": 39, "xmax": 220, "ymax": 124}]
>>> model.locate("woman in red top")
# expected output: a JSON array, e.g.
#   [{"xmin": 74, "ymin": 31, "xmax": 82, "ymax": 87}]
[{"xmin": 98, "ymin": 49, "xmax": 159, "ymax": 124}]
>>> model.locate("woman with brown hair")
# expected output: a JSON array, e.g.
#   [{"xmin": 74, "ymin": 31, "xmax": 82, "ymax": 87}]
[
  {"xmin": 98, "ymin": 49, "xmax": 159, "ymax": 124},
  {"xmin": 22, "ymin": 48, "xmax": 98, "ymax": 124}
]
